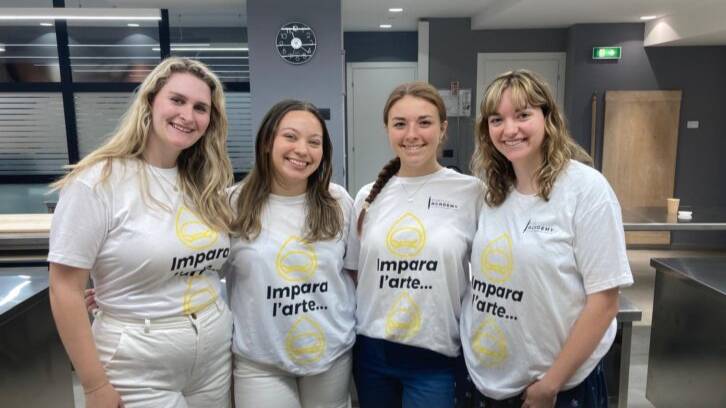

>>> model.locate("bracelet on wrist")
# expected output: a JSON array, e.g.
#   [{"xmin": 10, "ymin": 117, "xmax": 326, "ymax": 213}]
[{"xmin": 84, "ymin": 380, "xmax": 109, "ymax": 395}]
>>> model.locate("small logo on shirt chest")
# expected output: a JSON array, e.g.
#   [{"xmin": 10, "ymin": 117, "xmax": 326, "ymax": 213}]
[
  {"xmin": 427, "ymin": 197, "xmax": 459, "ymax": 210},
  {"xmin": 522, "ymin": 219, "xmax": 555, "ymax": 234}
]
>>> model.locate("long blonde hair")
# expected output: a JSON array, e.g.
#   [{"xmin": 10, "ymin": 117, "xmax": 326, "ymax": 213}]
[
  {"xmin": 52, "ymin": 57, "xmax": 234, "ymax": 232},
  {"xmin": 471, "ymin": 70, "xmax": 592, "ymax": 207},
  {"xmin": 356, "ymin": 81, "xmax": 447, "ymax": 234},
  {"xmin": 232, "ymin": 100, "xmax": 342, "ymax": 242}
]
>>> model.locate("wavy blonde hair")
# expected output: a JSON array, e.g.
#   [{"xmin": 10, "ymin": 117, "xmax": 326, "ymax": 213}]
[
  {"xmin": 471, "ymin": 70, "xmax": 592, "ymax": 207},
  {"xmin": 232, "ymin": 100, "xmax": 342, "ymax": 242},
  {"xmin": 51, "ymin": 57, "xmax": 234, "ymax": 232}
]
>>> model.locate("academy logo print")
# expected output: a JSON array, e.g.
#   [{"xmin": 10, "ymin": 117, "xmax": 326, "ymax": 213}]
[
  {"xmin": 182, "ymin": 275, "xmax": 218, "ymax": 315},
  {"xmin": 481, "ymin": 233, "xmax": 514, "ymax": 284},
  {"xmin": 285, "ymin": 316, "xmax": 327, "ymax": 365},
  {"xmin": 471, "ymin": 315, "xmax": 508, "ymax": 367},
  {"xmin": 175, "ymin": 206, "xmax": 219, "ymax": 250},
  {"xmin": 386, "ymin": 212, "xmax": 426, "ymax": 258},
  {"xmin": 385, "ymin": 292, "xmax": 422, "ymax": 340},
  {"xmin": 276, "ymin": 236, "xmax": 318, "ymax": 283}
]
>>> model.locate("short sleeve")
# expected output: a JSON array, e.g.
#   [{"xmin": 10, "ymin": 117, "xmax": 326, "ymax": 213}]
[
  {"xmin": 47, "ymin": 179, "xmax": 109, "ymax": 270},
  {"xmin": 343, "ymin": 184, "xmax": 371, "ymax": 271},
  {"xmin": 573, "ymin": 184, "xmax": 633, "ymax": 294},
  {"xmin": 343, "ymin": 204, "xmax": 360, "ymax": 270}
]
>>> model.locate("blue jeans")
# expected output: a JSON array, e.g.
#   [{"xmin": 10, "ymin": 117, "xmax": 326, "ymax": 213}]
[
  {"xmin": 456, "ymin": 360, "xmax": 609, "ymax": 408},
  {"xmin": 353, "ymin": 335, "xmax": 457, "ymax": 408}
]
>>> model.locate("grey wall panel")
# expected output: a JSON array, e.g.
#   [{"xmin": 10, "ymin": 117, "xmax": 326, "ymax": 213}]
[
  {"xmin": 344, "ymin": 32, "xmax": 418, "ymax": 62},
  {"xmin": 563, "ymin": 24, "xmax": 726, "ymax": 248},
  {"xmin": 247, "ymin": 0, "xmax": 346, "ymax": 186},
  {"xmin": 427, "ymin": 18, "xmax": 567, "ymax": 172},
  {"xmin": 0, "ymin": 93, "xmax": 68, "ymax": 175}
]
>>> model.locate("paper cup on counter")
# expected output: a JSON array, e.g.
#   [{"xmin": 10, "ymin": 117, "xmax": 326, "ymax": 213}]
[{"xmin": 667, "ymin": 198, "xmax": 680, "ymax": 214}]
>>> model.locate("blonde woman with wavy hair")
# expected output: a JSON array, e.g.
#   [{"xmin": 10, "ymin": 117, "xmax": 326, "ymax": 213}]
[
  {"xmin": 460, "ymin": 70, "xmax": 633, "ymax": 408},
  {"xmin": 48, "ymin": 58, "xmax": 235, "ymax": 408}
]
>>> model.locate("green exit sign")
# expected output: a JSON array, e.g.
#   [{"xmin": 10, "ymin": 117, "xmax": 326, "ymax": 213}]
[{"xmin": 593, "ymin": 47, "xmax": 622, "ymax": 60}]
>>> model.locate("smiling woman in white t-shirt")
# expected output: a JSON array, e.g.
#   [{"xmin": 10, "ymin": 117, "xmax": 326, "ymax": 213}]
[
  {"xmin": 48, "ymin": 58, "xmax": 235, "ymax": 408},
  {"xmin": 460, "ymin": 70, "xmax": 633, "ymax": 408},
  {"xmin": 348, "ymin": 82, "xmax": 483, "ymax": 407},
  {"xmin": 224, "ymin": 100, "xmax": 357, "ymax": 408}
]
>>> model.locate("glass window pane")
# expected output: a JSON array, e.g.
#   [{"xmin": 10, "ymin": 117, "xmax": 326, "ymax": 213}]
[
  {"xmin": 67, "ymin": 22, "xmax": 160, "ymax": 82},
  {"xmin": 0, "ymin": 92, "xmax": 68, "ymax": 175},
  {"xmin": 75, "ymin": 92, "xmax": 134, "ymax": 158},
  {"xmin": 0, "ymin": 24, "xmax": 60, "ymax": 83},
  {"xmin": 168, "ymin": 10, "xmax": 248, "ymax": 83},
  {"xmin": 226, "ymin": 92, "xmax": 253, "ymax": 173}
]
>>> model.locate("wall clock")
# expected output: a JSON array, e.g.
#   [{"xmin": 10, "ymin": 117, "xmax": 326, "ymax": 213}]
[{"xmin": 276, "ymin": 22, "xmax": 317, "ymax": 65}]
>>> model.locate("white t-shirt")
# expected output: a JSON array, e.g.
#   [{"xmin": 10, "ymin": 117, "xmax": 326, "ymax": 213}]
[
  {"xmin": 460, "ymin": 160, "xmax": 634, "ymax": 399},
  {"xmin": 348, "ymin": 167, "xmax": 484, "ymax": 357},
  {"xmin": 224, "ymin": 183, "xmax": 357, "ymax": 375},
  {"xmin": 48, "ymin": 159, "xmax": 230, "ymax": 319}
]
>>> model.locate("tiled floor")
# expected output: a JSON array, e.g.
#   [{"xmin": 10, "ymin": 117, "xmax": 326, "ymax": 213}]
[{"xmin": 73, "ymin": 249, "xmax": 724, "ymax": 407}]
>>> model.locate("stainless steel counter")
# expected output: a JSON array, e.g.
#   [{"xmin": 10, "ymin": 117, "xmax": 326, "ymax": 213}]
[
  {"xmin": 623, "ymin": 206, "xmax": 726, "ymax": 231},
  {"xmin": 604, "ymin": 294, "xmax": 642, "ymax": 408},
  {"xmin": 0, "ymin": 266, "xmax": 74, "ymax": 408},
  {"xmin": 646, "ymin": 257, "xmax": 726, "ymax": 407},
  {"xmin": 0, "ymin": 268, "xmax": 49, "ymax": 321}
]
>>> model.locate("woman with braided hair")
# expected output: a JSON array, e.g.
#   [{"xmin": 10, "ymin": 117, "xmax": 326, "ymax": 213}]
[{"xmin": 347, "ymin": 82, "xmax": 484, "ymax": 407}]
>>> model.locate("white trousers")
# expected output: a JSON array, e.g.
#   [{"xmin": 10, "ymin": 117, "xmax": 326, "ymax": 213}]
[
  {"xmin": 92, "ymin": 301, "xmax": 233, "ymax": 408},
  {"xmin": 233, "ymin": 350, "xmax": 352, "ymax": 408}
]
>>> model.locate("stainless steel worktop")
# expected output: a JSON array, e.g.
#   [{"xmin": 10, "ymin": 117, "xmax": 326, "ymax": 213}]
[
  {"xmin": 623, "ymin": 206, "xmax": 726, "ymax": 231},
  {"xmin": 646, "ymin": 257, "xmax": 726, "ymax": 407},
  {"xmin": 0, "ymin": 266, "xmax": 48, "ymax": 324},
  {"xmin": 650, "ymin": 256, "xmax": 726, "ymax": 295},
  {"xmin": 0, "ymin": 265, "xmax": 74, "ymax": 408}
]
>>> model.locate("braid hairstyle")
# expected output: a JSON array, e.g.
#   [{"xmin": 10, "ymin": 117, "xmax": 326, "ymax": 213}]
[
  {"xmin": 356, "ymin": 81, "xmax": 447, "ymax": 234},
  {"xmin": 356, "ymin": 157, "xmax": 400, "ymax": 234}
]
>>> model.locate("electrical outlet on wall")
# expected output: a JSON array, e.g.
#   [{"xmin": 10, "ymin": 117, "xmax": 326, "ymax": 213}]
[{"xmin": 686, "ymin": 121, "xmax": 699, "ymax": 129}]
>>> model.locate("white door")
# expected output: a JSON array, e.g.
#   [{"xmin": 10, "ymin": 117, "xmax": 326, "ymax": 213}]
[
  {"xmin": 475, "ymin": 53, "xmax": 566, "ymax": 116},
  {"xmin": 346, "ymin": 62, "xmax": 417, "ymax": 196}
]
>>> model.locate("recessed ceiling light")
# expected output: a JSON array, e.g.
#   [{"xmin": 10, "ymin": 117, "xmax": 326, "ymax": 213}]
[
  {"xmin": 127, "ymin": 23, "xmax": 140, "ymax": 27},
  {"xmin": 389, "ymin": 8, "xmax": 403, "ymax": 13},
  {"xmin": 380, "ymin": 24, "xmax": 392, "ymax": 29},
  {"xmin": 640, "ymin": 15, "xmax": 657, "ymax": 21},
  {"xmin": 0, "ymin": 8, "xmax": 161, "ymax": 21},
  {"xmin": 40, "ymin": 22, "xmax": 53, "ymax": 26}
]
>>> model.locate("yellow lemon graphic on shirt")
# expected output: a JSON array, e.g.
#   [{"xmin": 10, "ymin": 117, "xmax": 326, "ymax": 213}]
[
  {"xmin": 276, "ymin": 236, "xmax": 317, "ymax": 283},
  {"xmin": 385, "ymin": 292, "xmax": 422, "ymax": 341},
  {"xmin": 481, "ymin": 233, "xmax": 513, "ymax": 284},
  {"xmin": 182, "ymin": 275, "xmax": 218, "ymax": 315},
  {"xmin": 471, "ymin": 316, "xmax": 508, "ymax": 367},
  {"xmin": 386, "ymin": 212, "xmax": 426, "ymax": 258},
  {"xmin": 175, "ymin": 206, "xmax": 219, "ymax": 250},
  {"xmin": 285, "ymin": 316, "xmax": 327, "ymax": 365}
]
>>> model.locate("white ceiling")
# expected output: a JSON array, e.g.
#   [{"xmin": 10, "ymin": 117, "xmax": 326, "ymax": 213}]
[{"xmin": 4, "ymin": 0, "xmax": 726, "ymax": 45}]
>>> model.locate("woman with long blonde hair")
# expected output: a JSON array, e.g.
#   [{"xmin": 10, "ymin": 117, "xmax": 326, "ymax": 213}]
[
  {"xmin": 460, "ymin": 70, "xmax": 633, "ymax": 408},
  {"xmin": 48, "ymin": 58, "xmax": 235, "ymax": 408}
]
